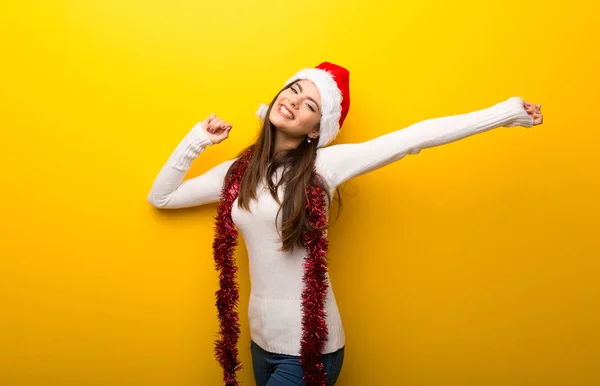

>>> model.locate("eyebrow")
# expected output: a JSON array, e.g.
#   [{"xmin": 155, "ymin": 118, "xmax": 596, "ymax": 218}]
[{"xmin": 295, "ymin": 82, "xmax": 321, "ymax": 112}]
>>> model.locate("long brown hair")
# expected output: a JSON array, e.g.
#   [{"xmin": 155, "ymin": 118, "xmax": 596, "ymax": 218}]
[{"xmin": 226, "ymin": 81, "xmax": 342, "ymax": 252}]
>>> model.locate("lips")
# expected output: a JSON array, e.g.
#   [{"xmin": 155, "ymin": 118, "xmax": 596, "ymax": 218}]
[{"xmin": 279, "ymin": 103, "xmax": 294, "ymax": 119}]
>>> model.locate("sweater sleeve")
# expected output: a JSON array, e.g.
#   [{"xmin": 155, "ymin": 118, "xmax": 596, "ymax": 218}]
[
  {"xmin": 315, "ymin": 96, "xmax": 534, "ymax": 189},
  {"xmin": 147, "ymin": 121, "xmax": 237, "ymax": 209}
]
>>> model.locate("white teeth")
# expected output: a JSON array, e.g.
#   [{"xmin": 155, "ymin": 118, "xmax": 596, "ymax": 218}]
[{"xmin": 279, "ymin": 105, "xmax": 293, "ymax": 119}]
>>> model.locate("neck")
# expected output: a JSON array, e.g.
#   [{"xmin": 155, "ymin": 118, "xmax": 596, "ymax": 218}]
[{"xmin": 274, "ymin": 129, "xmax": 304, "ymax": 153}]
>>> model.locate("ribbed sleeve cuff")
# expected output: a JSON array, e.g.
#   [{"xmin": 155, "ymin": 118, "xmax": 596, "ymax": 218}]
[
  {"xmin": 494, "ymin": 96, "xmax": 535, "ymax": 128},
  {"xmin": 167, "ymin": 122, "xmax": 214, "ymax": 171}
]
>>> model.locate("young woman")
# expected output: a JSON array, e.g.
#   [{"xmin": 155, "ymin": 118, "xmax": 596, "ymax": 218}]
[{"xmin": 147, "ymin": 62, "xmax": 543, "ymax": 386}]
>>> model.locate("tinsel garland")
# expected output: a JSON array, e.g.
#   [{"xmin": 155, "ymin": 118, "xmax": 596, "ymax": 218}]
[
  {"xmin": 212, "ymin": 148, "xmax": 330, "ymax": 385},
  {"xmin": 299, "ymin": 181, "xmax": 330, "ymax": 386}
]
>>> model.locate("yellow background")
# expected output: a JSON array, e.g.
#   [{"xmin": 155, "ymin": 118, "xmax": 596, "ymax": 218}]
[{"xmin": 1, "ymin": 0, "xmax": 598, "ymax": 385}]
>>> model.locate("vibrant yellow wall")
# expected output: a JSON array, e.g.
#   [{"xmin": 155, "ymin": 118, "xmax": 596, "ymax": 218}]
[{"xmin": 1, "ymin": 0, "xmax": 598, "ymax": 385}]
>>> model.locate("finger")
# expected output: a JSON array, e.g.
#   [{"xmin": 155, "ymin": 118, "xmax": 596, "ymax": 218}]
[
  {"xmin": 209, "ymin": 119, "xmax": 224, "ymax": 132},
  {"xmin": 210, "ymin": 119, "xmax": 224, "ymax": 131},
  {"xmin": 204, "ymin": 114, "xmax": 217, "ymax": 129},
  {"xmin": 216, "ymin": 120, "xmax": 227, "ymax": 131},
  {"xmin": 218, "ymin": 121, "xmax": 229, "ymax": 131}
]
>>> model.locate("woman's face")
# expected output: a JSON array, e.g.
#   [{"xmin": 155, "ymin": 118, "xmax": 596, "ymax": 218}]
[{"xmin": 269, "ymin": 79, "xmax": 322, "ymax": 139}]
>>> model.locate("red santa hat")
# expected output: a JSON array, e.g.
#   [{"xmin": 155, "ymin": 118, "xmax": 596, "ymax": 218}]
[{"xmin": 256, "ymin": 62, "xmax": 351, "ymax": 148}]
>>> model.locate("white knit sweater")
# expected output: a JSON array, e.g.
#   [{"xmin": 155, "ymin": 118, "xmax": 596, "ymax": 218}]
[{"xmin": 147, "ymin": 96, "xmax": 534, "ymax": 355}]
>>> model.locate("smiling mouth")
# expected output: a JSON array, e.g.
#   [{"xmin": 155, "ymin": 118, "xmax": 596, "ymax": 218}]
[{"xmin": 278, "ymin": 104, "xmax": 294, "ymax": 119}]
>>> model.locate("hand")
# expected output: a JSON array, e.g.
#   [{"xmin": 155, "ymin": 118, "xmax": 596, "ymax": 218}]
[
  {"xmin": 524, "ymin": 101, "xmax": 543, "ymax": 126},
  {"xmin": 200, "ymin": 113, "xmax": 233, "ymax": 144}
]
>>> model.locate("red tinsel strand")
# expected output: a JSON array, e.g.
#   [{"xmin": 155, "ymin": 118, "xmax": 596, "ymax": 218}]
[
  {"xmin": 299, "ymin": 180, "xmax": 330, "ymax": 386},
  {"xmin": 212, "ymin": 149, "xmax": 253, "ymax": 386}
]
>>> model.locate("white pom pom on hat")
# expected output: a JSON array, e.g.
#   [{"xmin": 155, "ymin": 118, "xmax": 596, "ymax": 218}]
[
  {"xmin": 256, "ymin": 62, "xmax": 351, "ymax": 148},
  {"xmin": 255, "ymin": 103, "xmax": 269, "ymax": 120}
]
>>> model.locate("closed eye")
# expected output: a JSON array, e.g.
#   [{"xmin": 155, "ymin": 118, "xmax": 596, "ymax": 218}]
[{"xmin": 291, "ymin": 86, "xmax": 316, "ymax": 112}]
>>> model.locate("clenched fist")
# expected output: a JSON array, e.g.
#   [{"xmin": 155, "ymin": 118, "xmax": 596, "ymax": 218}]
[
  {"xmin": 200, "ymin": 113, "xmax": 233, "ymax": 145},
  {"xmin": 523, "ymin": 101, "xmax": 543, "ymax": 126}
]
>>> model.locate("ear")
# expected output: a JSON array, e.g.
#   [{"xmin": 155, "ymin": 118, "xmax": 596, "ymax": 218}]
[{"xmin": 310, "ymin": 126, "xmax": 320, "ymax": 137}]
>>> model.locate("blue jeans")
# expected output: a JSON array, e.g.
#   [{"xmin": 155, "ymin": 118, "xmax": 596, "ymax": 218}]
[{"xmin": 250, "ymin": 340, "xmax": 345, "ymax": 386}]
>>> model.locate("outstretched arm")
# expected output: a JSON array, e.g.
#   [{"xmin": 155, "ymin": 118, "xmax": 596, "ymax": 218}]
[
  {"xmin": 147, "ymin": 119, "xmax": 236, "ymax": 209},
  {"xmin": 316, "ymin": 96, "xmax": 537, "ymax": 188}
]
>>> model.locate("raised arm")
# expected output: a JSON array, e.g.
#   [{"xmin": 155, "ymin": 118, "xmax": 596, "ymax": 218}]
[
  {"xmin": 316, "ymin": 96, "xmax": 536, "ymax": 188},
  {"xmin": 147, "ymin": 118, "xmax": 236, "ymax": 209}
]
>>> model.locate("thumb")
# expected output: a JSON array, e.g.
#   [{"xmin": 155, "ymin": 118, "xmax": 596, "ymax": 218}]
[{"xmin": 201, "ymin": 113, "xmax": 216, "ymax": 127}]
